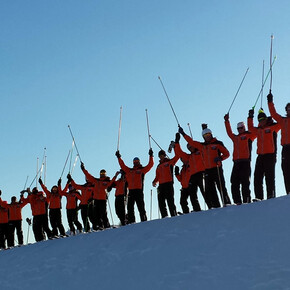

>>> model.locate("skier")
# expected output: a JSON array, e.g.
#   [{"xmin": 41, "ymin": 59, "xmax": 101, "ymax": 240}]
[
  {"xmin": 7, "ymin": 195, "xmax": 28, "ymax": 247},
  {"xmin": 108, "ymin": 170, "xmax": 128, "ymax": 226},
  {"xmin": 267, "ymin": 93, "xmax": 290, "ymax": 195},
  {"xmin": 59, "ymin": 180, "xmax": 83, "ymax": 235},
  {"xmin": 115, "ymin": 149, "xmax": 154, "ymax": 223},
  {"xmin": 224, "ymin": 113, "xmax": 257, "ymax": 204},
  {"xmin": 152, "ymin": 149, "xmax": 178, "ymax": 218},
  {"xmin": 248, "ymin": 108, "xmax": 281, "ymax": 200},
  {"xmin": 80, "ymin": 164, "xmax": 113, "ymax": 230},
  {"xmin": 21, "ymin": 187, "xmax": 53, "ymax": 242},
  {"xmin": 67, "ymin": 174, "xmax": 94, "ymax": 232},
  {"xmin": 39, "ymin": 178, "xmax": 66, "ymax": 237},
  {"xmin": 0, "ymin": 195, "xmax": 9, "ymax": 249},
  {"xmin": 174, "ymin": 132, "xmax": 211, "ymax": 211},
  {"xmin": 179, "ymin": 124, "xmax": 231, "ymax": 208}
]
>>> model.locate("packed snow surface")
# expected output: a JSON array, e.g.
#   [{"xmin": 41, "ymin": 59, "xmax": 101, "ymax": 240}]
[{"xmin": 1, "ymin": 196, "xmax": 290, "ymax": 290}]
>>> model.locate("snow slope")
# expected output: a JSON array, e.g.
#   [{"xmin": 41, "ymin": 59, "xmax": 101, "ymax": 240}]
[{"xmin": 1, "ymin": 196, "xmax": 290, "ymax": 290}]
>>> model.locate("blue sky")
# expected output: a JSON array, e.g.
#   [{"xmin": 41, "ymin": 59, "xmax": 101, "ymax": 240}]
[{"xmin": 0, "ymin": 1, "xmax": 290, "ymax": 241}]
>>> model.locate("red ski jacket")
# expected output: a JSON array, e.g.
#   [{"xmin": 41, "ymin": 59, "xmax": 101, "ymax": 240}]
[
  {"xmin": 70, "ymin": 179, "xmax": 94, "ymax": 205},
  {"xmin": 59, "ymin": 183, "xmax": 81, "ymax": 209},
  {"xmin": 7, "ymin": 201, "xmax": 28, "ymax": 221},
  {"xmin": 268, "ymin": 102, "xmax": 290, "ymax": 146},
  {"xmin": 0, "ymin": 200, "xmax": 9, "ymax": 224},
  {"xmin": 40, "ymin": 184, "xmax": 62, "ymax": 209},
  {"xmin": 175, "ymin": 163, "xmax": 192, "ymax": 189},
  {"xmin": 22, "ymin": 192, "xmax": 48, "ymax": 216}
]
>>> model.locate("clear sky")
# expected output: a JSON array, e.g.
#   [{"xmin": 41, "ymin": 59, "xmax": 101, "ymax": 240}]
[{"xmin": 1, "ymin": 1, "xmax": 290, "ymax": 243}]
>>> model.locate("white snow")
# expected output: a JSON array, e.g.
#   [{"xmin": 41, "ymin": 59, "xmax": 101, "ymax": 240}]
[{"xmin": 1, "ymin": 196, "xmax": 290, "ymax": 290}]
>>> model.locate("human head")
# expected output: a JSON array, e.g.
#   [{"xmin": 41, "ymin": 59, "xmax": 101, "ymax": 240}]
[
  {"xmin": 51, "ymin": 186, "xmax": 58, "ymax": 194},
  {"xmin": 133, "ymin": 157, "xmax": 140, "ymax": 166},
  {"xmin": 286, "ymin": 103, "xmax": 290, "ymax": 117},
  {"xmin": 237, "ymin": 121, "xmax": 246, "ymax": 133},
  {"xmin": 100, "ymin": 169, "xmax": 107, "ymax": 178},
  {"xmin": 186, "ymin": 143, "xmax": 197, "ymax": 153},
  {"xmin": 201, "ymin": 123, "xmax": 213, "ymax": 142},
  {"xmin": 158, "ymin": 150, "xmax": 166, "ymax": 160},
  {"xmin": 32, "ymin": 187, "xmax": 38, "ymax": 194},
  {"xmin": 11, "ymin": 196, "xmax": 17, "ymax": 203},
  {"xmin": 258, "ymin": 109, "xmax": 267, "ymax": 127}
]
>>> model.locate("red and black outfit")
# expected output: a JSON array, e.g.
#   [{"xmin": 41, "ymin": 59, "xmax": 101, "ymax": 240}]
[
  {"xmin": 69, "ymin": 179, "xmax": 94, "ymax": 232},
  {"xmin": 82, "ymin": 168, "xmax": 113, "ymax": 230},
  {"xmin": 117, "ymin": 156, "xmax": 154, "ymax": 223},
  {"xmin": 0, "ymin": 199, "xmax": 9, "ymax": 249},
  {"xmin": 7, "ymin": 199, "xmax": 28, "ymax": 246},
  {"xmin": 182, "ymin": 134, "xmax": 231, "ymax": 208},
  {"xmin": 268, "ymin": 101, "xmax": 290, "ymax": 194},
  {"xmin": 248, "ymin": 116, "xmax": 281, "ymax": 200},
  {"xmin": 225, "ymin": 119, "xmax": 257, "ymax": 204},
  {"xmin": 152, "ymin": 155, "xmax": 178, "ymax": 218},
  {"xmin": 59, "ymin": 183, "xmax": 83, "ymax": 234},
  {"xmin": 174, "ymin": 142, "xmax": 210, "ymax": 211},
  {"xmin": 22, "ymin": 192, "xmax": 53, "ymax": 242},
  {"xmin": 40, "ymin": 184, "xmax": 66, "ymax": 237}
]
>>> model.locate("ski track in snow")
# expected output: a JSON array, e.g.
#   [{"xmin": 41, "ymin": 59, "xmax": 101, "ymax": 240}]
[{"xmin": 1, "ymin": 196, "xmax": 290, "ymax": 289}]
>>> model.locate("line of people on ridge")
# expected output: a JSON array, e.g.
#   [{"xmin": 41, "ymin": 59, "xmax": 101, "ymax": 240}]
[{"xmin": 0, "ymin": 94, "xmax": 289, "ymax": 249}]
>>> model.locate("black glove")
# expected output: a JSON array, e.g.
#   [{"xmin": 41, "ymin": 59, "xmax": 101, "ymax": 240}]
[
  {"xmin": 115, "ymin": 150, "xmax": 121, "ymax": 158},
  {"xmin": 20, "ymin": 190, "xmax": 26, "ymax": 195},
  {"xmin": 67, "ymin": 174, "xmax": 72, "ymax": 182},
  {"xmin": 178, "ymin": 126, "xmax": 185, "ymax": 136},
  {"xmin": 224, "ymin": 113, "xmax": 229, "ymax": 121},
  {"xmin": 0, "ymin": 190, "xmax": 1, "ymax": 196},
  {"xmin": 214, "ymin": 157, "xmax": 222, "ymax": 163},
  {"xmin": 174, "ymin": 166, "xmax": 179, "ymax": 176},
  {"xmin": 149, "ymin": 148, "xmax": 153, "ymax": 157},
  {"xmin": 267, "ymin": 93, "xmax": 273, "ymax": 103},
  {"xmin": 175, "ymin": 133, "xmax": 180, "ymax": 143},
  {"xmin": 248, "ymin": 109, "xmax": 254, "ymax": 118},
  {"xmin": 38, "ymin": 178, "xmax": 43, "ymax": 185},
  {"xmin": 80, "ymin": 162, "xmax": 85, "ymax": 170},
  {"xmin": 57, "ymin": 178, "xmax": 61, "ymax": 186}
]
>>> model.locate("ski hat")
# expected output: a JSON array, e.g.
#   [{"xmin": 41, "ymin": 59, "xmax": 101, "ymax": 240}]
[
  {"xmin": 100, "ymin": 169, "xmax": 106, "ymax": 174},
  {"xmin": 133, "ymin": 157, "xmax": 140, "ymax": 162},
  {"xmin": 258, "ymin": 109, "xmax": 267, "ymax": 122},
  {"xmin": 237, "ymin": 122, "xmax": 245, "ymax": 129},
  {"xmin": 201, "ymin": 124, "xmax": 212, "ymax": 136},
  {"xmin": 158, "ymin": 150, "xmax": 166, "ymax": 157}
]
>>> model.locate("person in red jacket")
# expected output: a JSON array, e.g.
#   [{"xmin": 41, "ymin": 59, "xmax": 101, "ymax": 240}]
[
  {"xmin": 81, "ymin": 164, "xmax": 113, "ymax": 230},
  {"xmin": 107, "ymin": 170, "xmax": 128, "ymax": 226},
  {"xmin": 152, "ymin": 149, "xmax": 178, "ymax": 218},
  {"xmin": 115, "ymin": 149, "xmax": 154, "ymax": 223},
  {"xmin": 267, "ymin": 93, "xmax": 290, "ymax": 194},
  {"xmin": 39, "ymin": 178, "xmax": 66, "ymax": 237},
  {"xmin": 248, "ymin": 108, "xmax": 281, "ymax": 200},
  {"xmin": 21, "ymin": 187, "xmax": 53, "ymax": 242},
  {"xmin": 67, "ymin": 174, "xmax": 94, "ymax": 232},
  {"xmin": 0, "ymin": 194, "xmax": 9, "ymax": 249},
  {"xmin": 224, "ymin": 113, "xmax": 257, "ymax": 204},
  {"xmin": 179, "ymin": 124, "xmax": 231, "ymax": 208},
  {"xmin": 174, "ymin": 133, "xmax": 211, "ymax": 211},
  {"xmin": 7, "ymin": 195, "xmax": 28, "ymax": 247},
  {"xmin": 59, "ymin": 180, "xmax": 83, "ymax": 235}
]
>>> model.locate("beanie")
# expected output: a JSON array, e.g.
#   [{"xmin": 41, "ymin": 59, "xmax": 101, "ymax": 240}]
[{"xmin": 257, "ymin": 109, "xmax": 267, "ymax": 122}]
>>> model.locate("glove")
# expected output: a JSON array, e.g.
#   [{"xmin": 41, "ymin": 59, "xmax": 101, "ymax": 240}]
[
  {"xmin": 0, "ymin": 190, "xmax": 1, "ymax": 196},
  {"xmin": 175, "ymin": 133, "xmax": 180, "ymax": 143},
  {"xmin": 224, "ymin": 113, "xmax": 229, "ymax": 121},
  {"xmin": 149, "ymin": 148, "xmax": 153, "ymax": 157},
  {"xmin": 178, "ymin": 126, "xmax": 185, "ymax": 136},
  {"xmin": 115, "ymin": 150, "xmax": 121, "ymax": 158},
  {"xmin": 267, "ymin": 93, "xmax": 273, "ymax": 103},
  {"xmin": 67, "ymin": 174, "xmax": 72, "ymax": 182},
  {"xmin": 248, "ymin": 109, "xmax": 254, "ymax": 118},
  {"xmin": 80, "ymin": 162, "xmax": 85, "ymax": 170},
  {"xmin": 174, "ymin": 166, "xmax": 179, "ymax": 175},
  {"xmin": 214, "ymin": 157, "xmax": 222, "ymax": 163},
  {"xmin": 38, "ymin": 178, "xmax": 43, "ymax": 185},
  {"xmin": 57, "ymin": 178, "xmax": 61, "ymax": 186}
]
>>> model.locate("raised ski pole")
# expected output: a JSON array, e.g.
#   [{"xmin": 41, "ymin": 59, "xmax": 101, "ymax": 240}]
[
  {"xmin": 60, "ymin": 150, "xmax": 71, "ymax": 179},
  {"xmin": 150, "ymin": 135, "xmax": 163, "ymax": 151},
  {"xmin": 252, "ymin": 56, "xmax": 277, "ymax": 110},
  {"xmin": 117, "ymin": 106, "xmax": 123, "ymax": 151},
  {"xmin": 187, "ymin": 123, "xmax": 193, "ymax": 138},
  {"xmin": 227, "ymin": 67, "xmax": 249, "ymax": 114},
  {"xmin": 29, "ymin": 161, "xmax": 45, "ymax": 188},
  {"xmin": 71, "ymin": 154, "xmax": 79, "ymax": 175},
  {"xmin": 269, "ymin": 34, "xmax": 274, "ymax": 93},
  {"xmin": 23, "ymin": 175, "xmax": 29, "ymax": 190},
  {"xmin": 158, "ymin": 76, "xmax": 180, "ymax": 126},
  {"xmin": 69, "ymin": 141, "xmax": 75, "ymax": 173},
  {"xmin": 261, "ymin": 60, "xmax": 265, "ymax": 108},
  {"xmin": 145, "ymin": 109, "xmax": 152, "ymax": 149},
  {"xmin": 68, "ymin": 125, "xmax": 83, "ymax": 163}
]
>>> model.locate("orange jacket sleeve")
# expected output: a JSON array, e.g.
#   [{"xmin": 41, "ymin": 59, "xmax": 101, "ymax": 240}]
[
  {"xmin": 183, "ymin": 134, "xmax": 203, "ymax": 151},
  {"xmin": 268, "ymin": 102, "xmax": 283, "ymax": 123},
  {"xmin": 225, "ymin": 120, "xmax": 235, "ymax": 141}
]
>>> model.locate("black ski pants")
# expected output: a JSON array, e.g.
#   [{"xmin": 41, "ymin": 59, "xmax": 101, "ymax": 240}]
[
  {"xmin": 67, "ymin": 209, "xmax": 82, "ymax": 234},
  {"xmin": 230, "ymin": 160, "xmax": 251, "ymax": 204},
  {"xmin": 157, "ymin": 182, "xmax": 177, "ymax": 218},
  {"xmin": 282, "ymin": 145, "xmax": 290, "ymax": 194},
  {"xmin": 115, "ymin": 195, "xmax": 126, "ymax": 225},
  {"xmin": 204, "ymin": 166, "xmax": 231, "ymax": 208},
  {"xmin": 254, "ymin": 153, "xmax": 276, "ymax": 200},
  {"xmin": 8, "ymin": 220, "xmax": 23, "ymax": 246},
  {"xmin": 127, "ymin": 189, "xmax": 147, "ymax": 224},
  {"xmin": 0, "ymin": 223, "xmax": 9, "ymax": 249},
  {"xmin": 49, "ymin": 208, "xmax": 66, "ymax": 236},
  {"xmin": 93, "ymin": 199, "xmax": 110, "ymax": 230},
  {"xmin": 79, "ymin": 204, "xmax": 94, "ymax": 232},
  {"xmin": 33, "ymin": 214, "xmax": 52, "ymax": 242}
]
